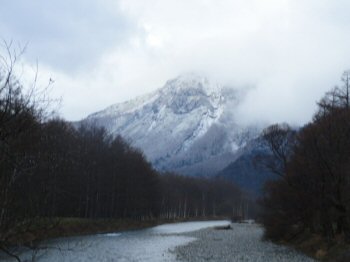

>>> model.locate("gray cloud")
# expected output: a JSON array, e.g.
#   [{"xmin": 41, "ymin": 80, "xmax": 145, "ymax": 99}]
[{"xmin": 0, "ymin": 0, "xmax": 134, "ymax": 71}]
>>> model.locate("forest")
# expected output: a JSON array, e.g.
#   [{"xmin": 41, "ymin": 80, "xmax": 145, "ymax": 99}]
[
  {"xmin": 0, "ymin": 51, "xmax": 249, "ymax": 259},
  {"xmin": 260, "ymin": 71, "xmax": 350, "ymax": 251}
]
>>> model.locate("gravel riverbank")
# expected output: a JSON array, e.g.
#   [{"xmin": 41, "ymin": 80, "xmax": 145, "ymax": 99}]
[{"xmin": 174, "ymin": 223, "xmax": 316, "ymax": 262}]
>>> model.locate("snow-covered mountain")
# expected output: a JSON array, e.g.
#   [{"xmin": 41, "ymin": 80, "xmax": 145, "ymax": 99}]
[{"xmin": 81, "ymin": 74, "xmax": 263, "ymax": 176}]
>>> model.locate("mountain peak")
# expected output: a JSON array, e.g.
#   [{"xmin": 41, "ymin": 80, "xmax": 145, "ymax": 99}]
[{"xmin": 163, "ymin": 73, "xmax": 222, "ymax": 96}]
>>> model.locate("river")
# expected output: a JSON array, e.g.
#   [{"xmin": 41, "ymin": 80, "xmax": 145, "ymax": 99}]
[
  {"xmin": 6, "ymin": 221, "xmax": 229, "ymax": 262},
  {"xmin": 4, "ymin": 221, "xmax": 316, "ymax": 262}
]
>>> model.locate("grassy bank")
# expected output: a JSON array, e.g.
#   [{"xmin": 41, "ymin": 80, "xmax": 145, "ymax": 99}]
[
  {"xmin": 40, "ymin": 218, "xmax": 160, "ymax": 238},
  {"xmin": 7, "ymin": 218, "xmax": 159, "ymax": 247},
  {"xmin": 278, "ymin": 232, "xmax": 350, "ymax": 261}
]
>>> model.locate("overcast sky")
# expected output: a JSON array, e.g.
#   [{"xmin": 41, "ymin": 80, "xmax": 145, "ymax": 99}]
[{"xmin": 1, "ymin": 0, "xmax": 350, "ymax": 125}]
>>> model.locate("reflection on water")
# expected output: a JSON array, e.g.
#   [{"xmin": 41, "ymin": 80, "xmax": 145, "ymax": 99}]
[{"xmin": 8, "ymin": 220, "xmax": 229, "ymax": 262}]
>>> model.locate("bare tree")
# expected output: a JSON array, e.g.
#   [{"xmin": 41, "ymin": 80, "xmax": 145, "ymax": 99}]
[
  {"xmin": 261, "ymin": 123, "xmax": 296, "ymax": 178},
  {"xmin": 0, "ymin": 41, "xmax": 56, "ymax": 262}
]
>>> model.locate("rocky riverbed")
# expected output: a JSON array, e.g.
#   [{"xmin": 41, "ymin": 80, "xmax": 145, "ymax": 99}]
[{"xmin": 174, "ymin": 223, "xmax": 315, "ymax": 262}]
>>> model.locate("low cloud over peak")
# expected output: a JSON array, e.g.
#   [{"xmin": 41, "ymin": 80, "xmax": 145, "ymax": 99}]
[{"xmin": 1, "ymin": 0, "xmax": 350, "ymax": 124}]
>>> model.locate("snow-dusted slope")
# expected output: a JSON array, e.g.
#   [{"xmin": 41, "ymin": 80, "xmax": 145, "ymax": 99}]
[{"xmin": 82, "ymin": 74, "xmax": 262, "ymax": 176}]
